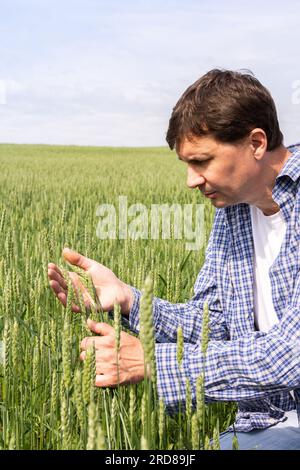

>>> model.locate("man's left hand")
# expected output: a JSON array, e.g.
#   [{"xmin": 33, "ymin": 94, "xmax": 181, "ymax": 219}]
[{"xmin": 80, "ymin": 319, "xmax": 145, "ymax": 387}]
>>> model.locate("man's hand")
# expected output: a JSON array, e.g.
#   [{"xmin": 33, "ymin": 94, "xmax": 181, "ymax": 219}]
[
  {"xmin": 80, "ymin": 319, "xmax": 145, "ymax": 386},
  {"xmin": 48, "ymin": 248, "xmax": 134, "ymax": 316}
]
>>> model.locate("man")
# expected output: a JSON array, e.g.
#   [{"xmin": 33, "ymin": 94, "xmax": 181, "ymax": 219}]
[{"xmin": 48, "ymin": 69, "xmax": 300, "ymax": 450}]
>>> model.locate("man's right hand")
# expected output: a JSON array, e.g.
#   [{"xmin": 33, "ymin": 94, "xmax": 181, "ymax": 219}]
[{"xmin": 48, "ymin": 248, "xmax": 134, "ymax": 316}]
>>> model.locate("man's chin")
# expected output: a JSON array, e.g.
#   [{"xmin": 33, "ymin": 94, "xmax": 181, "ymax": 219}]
[{"xmin": 210, "ymin": 198, "xmax": 229, "ymax": 208}]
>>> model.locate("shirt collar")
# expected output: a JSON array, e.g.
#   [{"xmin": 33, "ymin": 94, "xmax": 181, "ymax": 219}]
[
  {"xmin": 276, "ymin": 143, "xmax": 300, "ymax": 182},
  {"xmin": 271, "ymin": 143, "xmax": 300, "ymax": 221}
]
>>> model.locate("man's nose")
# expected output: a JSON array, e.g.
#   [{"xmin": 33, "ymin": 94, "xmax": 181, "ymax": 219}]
[{"xmin": 186, "ymin": 166, "xmax": 206, "ymax": 189}]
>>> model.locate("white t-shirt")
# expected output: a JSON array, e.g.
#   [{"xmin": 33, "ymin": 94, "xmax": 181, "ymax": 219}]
[
  {"xmin": 250, "ymin": 205, "xmax": 298, "ymax": 424},
  {"xmin": 249, "ymin": 205, "xmax": 287, "ymax": 333}
]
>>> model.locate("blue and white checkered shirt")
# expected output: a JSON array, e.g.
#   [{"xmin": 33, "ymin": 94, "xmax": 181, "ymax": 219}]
[{"xmin": 126, "ymin": 143, "xmax": 300, "ymax": 432}]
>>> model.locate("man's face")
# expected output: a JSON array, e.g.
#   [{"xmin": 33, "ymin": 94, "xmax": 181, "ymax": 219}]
[{"xmin": 177, "ymin": 134, "xmax": 261, "ymax": 208}]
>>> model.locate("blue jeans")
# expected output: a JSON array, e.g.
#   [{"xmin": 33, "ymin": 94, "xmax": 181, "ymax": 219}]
[{"xmin": 219, "ymin": 411, "xmax": 300, "ymax": 450}]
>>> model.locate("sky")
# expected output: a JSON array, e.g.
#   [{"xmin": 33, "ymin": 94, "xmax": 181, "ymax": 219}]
[{"xmin": 1, "ymin": 0, "xmax": 300, "ymax": 147}]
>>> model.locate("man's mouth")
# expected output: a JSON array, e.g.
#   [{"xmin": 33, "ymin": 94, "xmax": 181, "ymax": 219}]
[{"xmin": 204, "ymin": 191, "xmax": 217, "ymax": 198}]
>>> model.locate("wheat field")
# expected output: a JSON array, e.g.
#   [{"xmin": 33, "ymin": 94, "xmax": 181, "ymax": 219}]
[{"xmin": 0, "ymin": 144, "xmax": 237, "ymax": 450}]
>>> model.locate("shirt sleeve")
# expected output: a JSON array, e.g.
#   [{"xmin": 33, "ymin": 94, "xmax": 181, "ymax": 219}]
[
  {"xmin": 154, "ymin": 271, "xmax": 300, "ymax": 414},
  {"xmin": 122, "ymin": 209, "xmax": 229, "ymax": 344}
]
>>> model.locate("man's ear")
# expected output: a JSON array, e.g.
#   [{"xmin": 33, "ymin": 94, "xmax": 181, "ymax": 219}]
[{"xmin": 249, "ymin": 128, "xmax": 267, "ymax": 160}]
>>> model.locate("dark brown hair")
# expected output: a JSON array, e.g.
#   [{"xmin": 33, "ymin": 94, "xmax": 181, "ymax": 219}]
[{"xmin": 166, "ymin": 69, "xmax": 283, "ymax": 151}]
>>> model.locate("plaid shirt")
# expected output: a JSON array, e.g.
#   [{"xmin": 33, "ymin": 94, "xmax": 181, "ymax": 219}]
[{"xmin": 126, "ymin": 143, "xmax": 300, "ymax": 432}]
